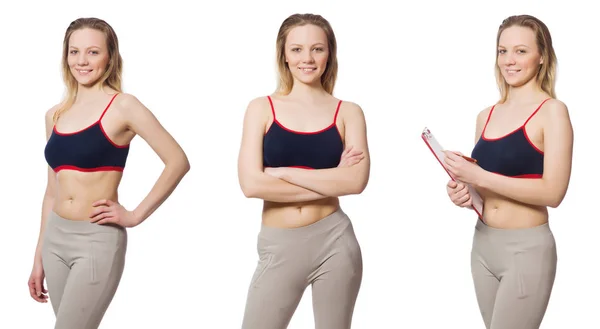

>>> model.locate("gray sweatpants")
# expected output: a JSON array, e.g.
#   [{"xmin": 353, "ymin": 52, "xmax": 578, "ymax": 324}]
[
  {"xmin": 471, "ymin": 219, "xmax": 557, "ymax": 329},
  {"xmin": 41, "ymin": 211, "xmax": 127, "ymax": 329},
  {"xmin": 241, "ymin": 208, "xmax": 363, "ymax": 329}
]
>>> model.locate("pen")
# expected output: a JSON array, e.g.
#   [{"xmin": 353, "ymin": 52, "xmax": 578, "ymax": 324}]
[{"xmin": 460, "ymin": 155, "xmax": 477, "ymax": 163}]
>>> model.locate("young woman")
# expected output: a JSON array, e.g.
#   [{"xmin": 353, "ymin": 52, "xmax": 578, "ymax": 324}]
[
  {"xmin": 443, "ymin": 15, "xmax": 573, "ymax": 329},
  {"xmin": 27, "ymin": 17, "xmax": 190, "ymax": 328},
  {"xmin": 237, "ymin": 13, "xmax": 370, "ymax": 329}
]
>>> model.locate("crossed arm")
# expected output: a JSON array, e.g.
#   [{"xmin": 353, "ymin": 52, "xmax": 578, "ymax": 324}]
[{"xmin": 237, "ymin": 98, "xmax": 370, "ymax": 203}]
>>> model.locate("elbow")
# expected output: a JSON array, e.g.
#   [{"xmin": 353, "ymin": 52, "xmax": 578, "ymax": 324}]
[
  {"xmin": 239, "ymin": 179, "xmax": 257, "ymax": 199},
  {"xmin": 545, "ymin": 188, "xmax": 567, "ymax": 208},
  {"xmin": 167, "ymin": 154, "xmax": 190, "ymax": 177},
  {"xmin": 350, "ymin": 176, "xmax": 369, "ymax": 195},
  {"xmin": 547, "ymin": 195, "xmax": 565, "ymax": 208}
]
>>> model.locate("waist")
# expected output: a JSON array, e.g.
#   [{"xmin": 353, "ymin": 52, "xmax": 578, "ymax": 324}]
[
  {"xmin": 481, "ymin": 194, "xmax": 548, "ymax": 229},
  {"xmin": 262, "ymin": 197, "xmax": 340, "ymax": 228},
  {"xmin": 54, "ymin": 171, "xmax": 122, "ymax": 220}
]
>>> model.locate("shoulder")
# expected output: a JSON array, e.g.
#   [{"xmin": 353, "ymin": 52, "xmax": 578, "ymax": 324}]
[
  {"xmin": 110, "ymin": 93, "xmax": 149, "ymax": 119},
  {"xmin": 113, "ymin": 92, "xmax": 144, "ymax": 109},
  {"xmin": 338, "ymin": 100, "xmax": 365, "ymax": 120},
  {"xmin": 45, "ymin": 104, "xmax": 60, "ymax": 120},
  {"xmin": 477, "ymin": 105, "xmax": 494, "ymax": 122},
  {"xmin": 541, "ymin": 98, "xmax": 569, "ymax": 117},
  {"xmin": 245, "ymin": 96, "xmax": 271, "ymax": 118},
  {"xmin": 44, "ymin": 103, "xmax": 62, "ymax": 126}
]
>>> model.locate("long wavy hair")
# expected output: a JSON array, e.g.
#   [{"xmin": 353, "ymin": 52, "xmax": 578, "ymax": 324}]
[
  {"xmin": 53, "ymin": 17, "xmax": 123, "ymax": 122},
  {"xmin": 495, "ymin": 15, "xmax": 557, "ymax": 103},
  {"xmin": 275, "ymin": 13, "xmax": 338, "ymax": 95}
]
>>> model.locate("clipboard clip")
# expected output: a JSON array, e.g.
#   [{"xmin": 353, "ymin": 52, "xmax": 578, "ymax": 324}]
[{"xmin": 422, "ymin": 127, "xmax": 433, "ymax": 139}]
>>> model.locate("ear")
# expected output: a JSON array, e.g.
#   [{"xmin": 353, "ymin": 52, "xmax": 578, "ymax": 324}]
[{"xmin": 539, "ymin": 56, "xmax": 544, "ymax": 65}]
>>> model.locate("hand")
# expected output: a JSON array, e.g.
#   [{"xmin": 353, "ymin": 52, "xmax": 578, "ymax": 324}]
[
  {"xmin": 264, "ymin": 167, "xmax": 285, "ymax": 178},
  {"xmin": 338, "ymin": 146, "xmax": 364, "ymax": 167},
  {"xmin": 89, "ymin": 199, "xmax": 139, "ymax": 227},
  {"xmin": 446, "ymin": 179, "xmax": 473, "ymax": 208},
  {"xmin": 28, "ymin": 262, "xmax": 48, "ymax": 303},
  {"xmin": 443, "ymin": 150, "xmax": 484, "ymax": 186}
]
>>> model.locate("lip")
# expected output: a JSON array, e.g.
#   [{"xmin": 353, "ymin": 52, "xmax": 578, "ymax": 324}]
[{"xmin": 76, "ymin": 69, "xmax": 93, "ymax": 74}]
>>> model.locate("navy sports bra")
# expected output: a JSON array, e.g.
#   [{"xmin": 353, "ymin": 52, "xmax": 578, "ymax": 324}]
[
  {"xmin": 471, "ymin": 98, "xmax": 550, "ymax": 178},
  {"xmin": 263, "ymin": 96, "xmax": 344, "ymax": 169},
  {"xmin": 44, "ymin": 93, "xmax": 130, "ymax": 173}
]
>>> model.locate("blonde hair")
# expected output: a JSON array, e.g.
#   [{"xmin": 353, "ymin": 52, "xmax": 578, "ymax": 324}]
[
  {"xmin": 54, "ymin": 17, "xmax": 123, "ymax": 122},
  {"xmin": 275, "ymin": 13, "xmax": 338, "ymax": 95},
  {"xmin": 495, "ymin": 14, "xmax": 557, "ymax": 103}
]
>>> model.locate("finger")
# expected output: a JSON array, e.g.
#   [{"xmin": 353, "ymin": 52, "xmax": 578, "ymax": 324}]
[
  {"xmin": 34, "ymin": 279, "xmax": 43, "ymax": 298},
  {"xmin": 460, "ymin": 196, "xmax": 473, "ymax": 207},
  {"xmin": 341, "ymin": 147, "xmax": 350, "ymax": 157},
  {"xmin": 89, "ymin": 206, "xmax": 110, "ymax": 218},
  {"xmin": 89, "ymin": 211, "xmax": 111, "ymax": 223},
  {"xmin": 28, "ymin": 281, "xmax": 37, "ymax": 299},
  {"xmin": 91, "ymin": 199, "xmax": 113, "ymax": 207},
  {"xmin": 447, "ymin": 180, "xmax": 458, "ymax": 188},
  {"xmin": 444, "ymin": 151, "xmax": 459, "ymax": 162},
  {"xmin": 95, "ymin": 216, "xmax": 117, "ymax": 226},
  {"xmin": 346, "ymin": 149, "xmax": 363, "ymax": 157},
  {"xmin": 342, "ymin": 146, "xmax": 354, "ymax": 157},
  {"xmin": 456, "ymin": 192, "xmax": 471, "ymax": 204}
]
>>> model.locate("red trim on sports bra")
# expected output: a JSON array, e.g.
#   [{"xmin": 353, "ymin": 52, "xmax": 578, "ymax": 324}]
[
  {"xmin": 489, "ymin": 171, "xmax": 542, "ymax": 179},
  {"xmin": 54, "ymin": 165, "xmax": 125, "ymax": 173},
  {"xmin": 481, "ymin": 98, "xmax": 551, "ymax": 152},
  {"xmin": 265, "ymin": 96, "xmax": 343, "ymax": 135},
  {"xmin": 53, "ymin": 93, "xmax": 130, "ymax": 148}
]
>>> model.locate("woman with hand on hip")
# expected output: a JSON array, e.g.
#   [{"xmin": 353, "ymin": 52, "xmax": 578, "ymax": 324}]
[
  {"xmin": 237, "ymin": 13, "xmax": 370, "ymax": 329},
  {"xmin": 27, "ymin": 17, "xmax": 190, "ymax": 329},
  {"xmin": 444, "ymin": 15, "xmax": 573, "ymax": 329}
]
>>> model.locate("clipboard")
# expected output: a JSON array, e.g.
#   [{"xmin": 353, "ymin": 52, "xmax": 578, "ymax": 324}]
[{"xmin": 421, "ymin": 127, "xmax": 484, "ymax": 219}]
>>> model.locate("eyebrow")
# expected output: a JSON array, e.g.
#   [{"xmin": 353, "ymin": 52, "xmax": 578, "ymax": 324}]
[
  {"xmin": 69, "ymin": 45, "xmax": 102, "ymax": 50},
  {"xmin": 288, "ymin": 43, "xmax": 327, "ymax": 47},
  {"xmin": 498, "ymin": 44, "xmax": 531, "ymax": 49}
]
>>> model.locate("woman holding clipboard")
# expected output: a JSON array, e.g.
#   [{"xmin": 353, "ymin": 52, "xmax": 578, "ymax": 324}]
[{"xmin": 443, "ymin": 15, "xmax": 573, "ymax": 329}]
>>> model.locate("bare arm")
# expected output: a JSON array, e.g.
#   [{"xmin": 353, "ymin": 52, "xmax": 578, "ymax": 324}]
[
  {"xmin": 237, "ymin": 97, "xmax": 328, "ymax": 203},
  {"xmin": 33, "ymin": 107, "xmax": 58, "ymax": 264},
  {"xmin": 475, "ymin": 100, "xmax": 573, "ymax": 207},
  {"xmin": 28, "ymin": 107, "xmax": 58, "ymax": 303},
  {"xmin": 120, "ymin": 94, "xmax": 190, "ymax": 224},
  {"xmin": 276, "ymin": 102, "xmax": 370, "ymax": 197}
]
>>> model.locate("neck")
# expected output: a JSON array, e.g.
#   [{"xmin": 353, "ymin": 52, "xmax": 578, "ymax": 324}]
[
  {"xmin": 287, "ymin": 79, "xmax": 328, "ymax": 101},
  {"xmin": 505, "ymin": 77, "xmax": 545, "ymax": 106},
  {"xmin": 75, "ymin": 82, "xmax": 109, "ymax": 103}
]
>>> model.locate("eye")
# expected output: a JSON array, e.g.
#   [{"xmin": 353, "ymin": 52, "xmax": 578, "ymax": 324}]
[
  {"xmin": 90, "ymin": 50, "xmax": 99, "ymax": 55},
  {"xmin": 69, "ymin": 50, "xmax": 78, "ymax": 55},
  {"xmin": 497, "ymin": 49, "xmax": 506, "ymax": 54},
  {"xmin": 313, "ymin": 47, "xmax": 325, "ymax": 52},
  {"xmin": 291, "ymin": 47, "xmax": 301, "ymax": 52},
  {"xmin": 516, "ymin": 49, "xmax": 526, "ymax": 54}
]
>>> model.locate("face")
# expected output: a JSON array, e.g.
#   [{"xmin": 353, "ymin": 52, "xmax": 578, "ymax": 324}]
[
  {"xmin": 67, "ymin": 28, "xmax": 110, "ymax": 87},
  {"xmin": 497, "ymin": 26, "xmax": 543, "ymax": 87},
  {"xmin": 284, "ymin": 24, "xmax": 329, "ymax": 86}
]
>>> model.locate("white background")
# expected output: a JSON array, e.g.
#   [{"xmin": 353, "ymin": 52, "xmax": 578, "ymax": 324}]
[{"xmin": 0, "ymin": 0, "xmax": 597, "ymax": 328}]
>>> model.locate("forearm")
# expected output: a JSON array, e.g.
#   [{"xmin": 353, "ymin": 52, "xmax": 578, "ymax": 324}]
[
  {"xmin": 242, "ymin": 172, "xmax": 328, "ymax": 203},
  {"xmin": 279, "ymin": 166, "xmax": 368, "ymax": 197},
  {"xmin": 477, "ymin": 172, "xmax": 565, "ymax": 207},
  {"xmin": 133, "ymin": 159, "xmax": 190, "ymax": 224},
  {"xmin": 34, "ymin": 195, "xmax": 54, "ymax": 264}
]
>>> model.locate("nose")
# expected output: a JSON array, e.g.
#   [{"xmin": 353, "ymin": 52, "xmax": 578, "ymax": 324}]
[
  {"xmin": 77, "ymin": 52, "xmax": 88, "ymax": 66},
  {"xmin": 301, "ymin": 50, "xmax": 314, "ymax": 63},
  {"xmin": 503, "ymin": 52, "xmax": 516, "ymax": 66}
]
